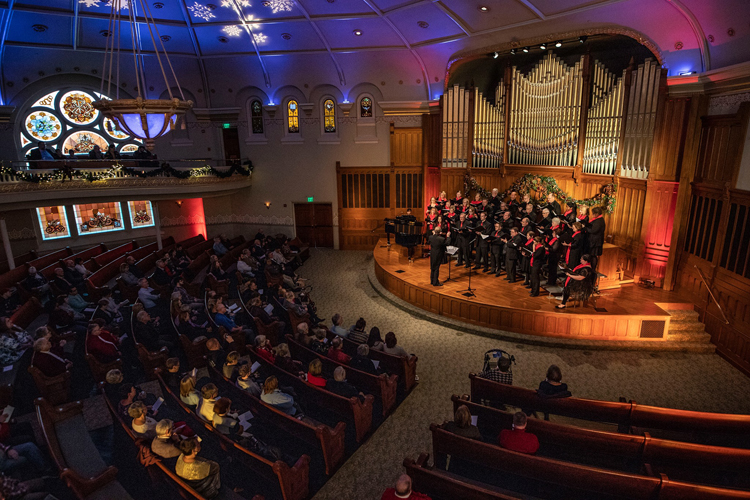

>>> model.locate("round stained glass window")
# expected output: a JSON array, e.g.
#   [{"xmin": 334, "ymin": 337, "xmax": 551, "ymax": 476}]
[
  {"xmin": 24, "ymin": 111, "xmax": 62, "ymax": 141},
  {"xmin": 103, "ymin": 117, "xmax": 130, "ymax": 140},
  {"xmin": 62, "ymin": 131, "xmax": 109, "ymax": 154},
  {"xmin": 59, "ymin": 90, "xmax": 99, "ymax": 125},
  {"xmin": 120, "ymin": 144, "xmax": 139, "ymax": 153}
]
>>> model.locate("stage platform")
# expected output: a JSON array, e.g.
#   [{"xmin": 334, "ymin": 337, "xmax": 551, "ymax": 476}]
[{"xmin": 372, "ymin": 238, "xmax": 696, "ymax": 342}]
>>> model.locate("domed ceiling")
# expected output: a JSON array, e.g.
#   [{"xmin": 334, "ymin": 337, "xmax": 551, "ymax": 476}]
[{"xmin": 0, "ymin": 0, "xmax": 748, "ymax": 107}]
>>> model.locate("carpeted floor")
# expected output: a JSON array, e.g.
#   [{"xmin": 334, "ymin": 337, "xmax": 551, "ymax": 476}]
[{"xmin": 301, "ymin": 248, "xmax": 750, "ymax": 500}]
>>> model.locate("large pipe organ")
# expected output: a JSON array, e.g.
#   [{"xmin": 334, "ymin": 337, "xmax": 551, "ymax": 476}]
[{"xmin": 441, "ymin": 52, "xmax": 663, "ymax": 178}]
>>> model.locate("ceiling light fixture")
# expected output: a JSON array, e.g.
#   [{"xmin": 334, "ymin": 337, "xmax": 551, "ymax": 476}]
[
  {"xmin": 353, "ymin": 29, "xmax": 362, "ymax": 36},
  {"xmin": 522, "ymin": 46, "xmax": 529, "ymax": 53},
  {"xmin": 555, "ymin": 40, "xmax": 562, "ymax": 47},
  {"xmin": 493, "ymin": 52, "xmax": 498, "ymax": 59},
  {"xmin": 579, "ymin": 36, "xmax": 587, "ymax": 43},
  {"xmin": 92, "ymin": 0, "xmax": 192, "ymax": 150},
  {"xmin": 510, "ymin": 48, "xmax": 516, "ymax": 55},
  {"xmin": 540, "ymin": 43, "xmax": 546, "ymax": 50},
  {"xmin": 478, "ymin": 5, "xmax": 489, "ymax": 12}
]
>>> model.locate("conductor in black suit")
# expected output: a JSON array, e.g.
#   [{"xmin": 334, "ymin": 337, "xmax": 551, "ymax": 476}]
[{"xmin": 428, "ymin": 227, "xmax": 450, "ymax": 287}]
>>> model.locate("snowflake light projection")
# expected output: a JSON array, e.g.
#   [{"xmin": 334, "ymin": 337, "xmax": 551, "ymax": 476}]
[
  {"xmin": 188, "ymin": 2, "xmax": 216, "ymax": 21},
  {"xmin": 78, "ymin": 0, "xmax": 129, "ymax": 9},
  {"xmin": 253, "ymin": 32, "xmax": 267, "ymax": 44},
  {"xmin": 263, "ymin": 0, "xmax": 293, "ymax": 14},
  {"xmin": 222, "ymin": 26, "xmax": 242, "ymax": 37}
]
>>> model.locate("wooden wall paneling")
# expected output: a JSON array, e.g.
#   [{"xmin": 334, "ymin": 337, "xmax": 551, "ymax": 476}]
[
  {"xmin": 651, "ymin": 98, "xmax": 691, "ymax": 181},
  {"xmin": 663, "ymin": 95, "xmax": 709, "ymax": 291},
  {"xmin": 695, "ymin": 103, "xmax": 750, "ymax": 186},
  {"xmin": 636, "ymin": 181, "xmax": 679, "ymax": 284},
  {"xmin": 391, "ymin": 126, "xmax": 423, "ymax": 167},
  {"xmin": 423, "ymin": 113, "xmax": 442, "ymax": 168}
]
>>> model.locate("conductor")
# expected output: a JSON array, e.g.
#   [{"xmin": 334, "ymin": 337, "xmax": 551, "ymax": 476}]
[{"xmin": 428, "ymin": 227, "xmax": 451, "ymax": 287}]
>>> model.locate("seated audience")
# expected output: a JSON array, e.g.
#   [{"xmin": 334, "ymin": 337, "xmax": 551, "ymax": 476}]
[
  {"xmin": 129, "ymin": 400, "xmax": 158, "ymax": 439},
  {"xmin": 330, "ymin": 313, "xmax": 348, "ymax": 338},
  {"xmin": 198, "ymin": 383, "xmax": 219, "ymax": 422},
  {"xmin": 30, "ymin": 337, "xmax": 71, "ymax": 377},
  {"xmin": 367, "ymin": 327, "xmax": 385, "ymax": 351},
  {"xmin": 153, "ymin": 259, "xmax": 174, "ymax": 287},
  {"xmin": 212, "ymin": 237, "xmax": 229, "ymax": 258},
  {"xmin": 135, "ymin": 310, "xmax": 174, "ymax": 351},
  {"xmin": 138, "ymin": 278, "xmax": 163, "ymax": 310},
  {"xmin": 49, "ymin": 296, "xmax": 86, "ymax": 335},
  {"xmin": 165, "ymin": 357, "xmax": 181, "ymax": 387},
  {"xmin": 444, "ymin": 405, "xmax": 482, "ymax": 440},
  {"xmin": 152, "ymin": 419, "xmax": 182, "ymax": 458},
  {"xmin": 327, "ymin": 336, "xmax": 351, "ymax": 365},
  {"xmin": 350, "ymin": 344, "xmax": 378, "ymax": 375},
  {"xmin": 254, "ymin": 335, "xmax": 275, "ymax": 364},
  {"xmin": 51, "ymin": 268, "xmax": 74, "ymax": 294},
  {"xmin": 282, "ymin": 290, "xmax": 306, "ymax": 317},
  {"xmin": 381, "ymin": 474, "xmax": 431, "ymax": 500},
  {"xmin": 176, "ymin": 309, "xmax": 208, "ymax": 342},
  {"xmin": 274, "ymin": 343, "xmax": 302, "ymax": 375},
  {"xmin": 180, "ymin": 375, "xmax": 201, "ymax": 407},
  {"xmin": 295, "ymin": 323, "xmax": 312, "ymax": 347},
  {"xmin": 236, "ymin": 364, "xmax": 261, "ymax": 397},
  {"xmin": 236, "ymin": 250, "xmax": 256, "ymax": 278},
  {"xmin": 261, "ymin": 376, "xmax": 299, "ymax": 416},
  {"xmin": 0, "ymin": 439, "xmax": 49, "ymax": 476},
  {"xmin": 0, "ymin": 289, "xmax": 20, "ymax": 317},
  {"xmin": 208, "ymin": 255, "xmax": 227, "ymax": 280},
  {"xmin": 214, "ymin": 304, "xmax": 251, "ymax": 341},
  {"xmin": 100, "ymin": 287, "xmax": 128, "ymax": 320},
  {"xmin": 205, "ymin": 338, "xmax": 227, "ymax": 370},
  {"xmin": 479, "ymin": 355, "xmax": 513, "ymax": 385},
  {"xmin": 212, "ymin": 398, "xmax": 240, "ymax": 435},
  {"xmin": 174, "ymin": 278, "xmax": 202, "ymax": 309},
  {"xmin": 248, "ymin": 296, "xmax": 284, "ymax": 332},
  {"xmin": 498, "ymin": 411, "xmax": 539, "ymax": 455},
  {"xmin": 23, "ymin": 267, "xmax": 50, "ymax": 299},
  {"xmin": 126, "ymin": 255, "xmax": 144, "ymax": 279},
  {"xmin": 67, "ymin": 286, "xmax": 91, "ymax": 313},
  {"xmin": 326, "ymin": 366, "xmax": 364, "ymax": 402},
  {"xmin": 347, "ymin": 318, "xmax": 368, "ymax": 344},
  {"xmin": 73, "ymin": 258, "xmax": 92, "ymax": 279},
  {"xmin": 309, "ymin": 329, "xmax": 329, "ymax": 356},
  {"xmin": 538, "ymin": 364, "xmax": 571, "ymax": 398},
  {"xmin": 119, "ymin": 263, "xmax": 139, "ymax": 287},
  {"xmin": 305, "ymin": 359, "xmax": 327, "ymax": 387},
  {"xmin": 176, "ymin": 437, "xmax": 222, "ymax": 499},
  {"xmin": 222, "ymin": 351, "xmax": 240, "ymax": 380},
  {"xmin": 0, "ymin": 318, "xmax": 33, "ymax": 366},
  {"xmin": 382, "ymin": 331, "xmax": 408, "ymax": 357},
  {"xmin": 65, "ymin": 258, "xmax": 89, "ymax": 284}
]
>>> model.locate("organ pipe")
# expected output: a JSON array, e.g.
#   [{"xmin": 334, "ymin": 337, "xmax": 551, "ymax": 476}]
[{"xmin": 471, "ymin": 82, "xmax": 505, "ymax": 169}]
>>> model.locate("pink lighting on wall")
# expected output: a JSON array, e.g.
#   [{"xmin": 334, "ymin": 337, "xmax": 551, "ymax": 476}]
[{"xmin": 180, "ymin": 198, "xmax": 207, "ymax": 239}]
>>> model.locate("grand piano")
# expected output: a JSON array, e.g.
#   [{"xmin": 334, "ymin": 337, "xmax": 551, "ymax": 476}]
[{"xmin": 384, "ymin": 215, "xmax": 423, "ymax": 259}]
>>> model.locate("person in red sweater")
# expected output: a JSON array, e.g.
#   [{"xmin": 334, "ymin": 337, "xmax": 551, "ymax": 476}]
[
  {"xmin": 327, "ymin": 336, "xmax": 351, "ymax": 365},
  {"xmin": 254, "ymin": 335, "xmax": 276, "ymax": 364},
  {"xmin": 85, "ymin": 322, "xmax": 121, "ymax": 363},
  {"xmin": 305, "ymin": 358, "xmax": 327, "ymax": 387},
  {"xmin": 381, "ymin": 474, "xmax": 431, "ymax": 500},
  {"xmin": 498, "ymin": 411, "xmax": 539, "ymax": 455}
]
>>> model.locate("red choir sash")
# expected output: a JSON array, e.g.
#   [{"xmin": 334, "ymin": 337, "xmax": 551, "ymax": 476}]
[
  {"xmin": 565, "ymin": 262, "xmax": 591, "ymax": 287},
  {"xmin": 589, "ymin": 215, "xmax": 603, "ymax": 223},
  {"xmin": 563, "ymin": 209, "xmax": 573, "ymax": 217},
  {"xmin": 565, "ymin": 231, "xmax": 581, "ymax": 263},
  {"xmin": 530, "ymin": 244, "xmax": 541, "ymax": 266}
]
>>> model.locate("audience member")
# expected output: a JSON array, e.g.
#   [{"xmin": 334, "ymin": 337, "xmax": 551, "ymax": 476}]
[
  {"xmin": 30, "ymin": 337, "xmax": 71, "ymax": 377},
  {"xmin": 180, "ymin": 375, "xmax": 201, "ymax": 407},
  {"xmin": 261, "ymin": 376, "xmax": 299, "ymax": 416},
  {"xmin": 152, "ymin": 419, "xmax": 182, "ymax": 459},
  {"xmin": 0, "ymin": 438, "xmax": 49, "ymax": 476},
  {"xmin": 205, "ymin": 338, "xmax": 227, "ymax": 370},
  {"xmin": 51, "ymin": 268, "xmax": 74, "ymax": 294},
  {"xmin": 67, "ymin": 286, "xmax": 90, "ymax": 313},
  {"xmin": 137, "ymin": 278, "xmax": 162, "ymax": 310},
  {"xmin": 367, "ymin": 327, "xmax": 385, "ymax": 351},
  {"xmin": 85, "ymin": 322, "xmax": 121, "ymax": 364},
  {"xmin": 381, "ymin": 474, "xmax": 431, "ymax": 500},
  {"xmin": 129, "ymin": 400, "xmax": 157, "ymax": 439},
  {"xmin": 305, "ymin": 359, "xmax": 326, "ymax": 387},
  {"xmin": 176, "ymin": 437, "xmax": 222, "ymax": 499},
  {"xmin": 198, "ymin": 384, "xmax": 219, "ymax": 422},
  {"xmin": 444, "ymin": 405, "xmax": 482, "ymax": 440},
  {"xmin": 347, "ymin": 318, "xmax": 368, "ymax": 344},
  {"xmin": 23, "ymin": 267, "xmax": 50, "ymax": 299},
  {"xmin": 350, "ymin": 344, "xmax": 378, "ymax": 375},
  {"xmin": 0, "ymin": 318, "xmax": 33, "ymax": 366},
  {"xmin": 538, "ymin": 364, "xmax": 571, "ymax": 398},
  {"xmin": 254, "ymin": 335, "xmax": 275, "ymax": 364},
  {"xmin": 330, "ymin": 313, "xmax": 348, "ymax": 338},
  {"xmin": 212, "ymin": 398, "xmax": 240, "ymax": 435},
  {"xmin": 208, "ymin": 255, "xmax": 227, "ymax": 280},
  {"xmin": 134, "ymin": 310, "xmax": 174, "ymax": 351},
  {"xmin": 125, "ymin": 256, "xmax": 144, "ymax": 278},
  {"xmin": 274, "ymin": 343, "xmax": 303, "ymax": 375},
  {"xmin": 165, "ymin": 357, "xmax": 181, "ymax": 387},
  {"xmin": 222, "ymin": 351, "xmax": 240, "ymax": 379},
  {"xmin": 212, "ymin": 237, "xmax": 229, "ymax": 258},
  {"xmin": 498, "ymin": 412, "xmax": 539, "ymax": 455},
  {"xmin": 382, "ymin": 332, "xmax": 408, "ymax": 357},
  {"xmin": 327, "ymin": 336, "xmax": 351, "ymax": 365},
  {"xmin": 326, "ymin": 366, "xmax": 364, "ymax": 402},
  {"xmin": 236, "ymin": 364, "xmax": 261, "ymax": 397},
  {"xmin": 309, "ymin": 329, "xmax": 329, "ymax": 355},
  {"xmin": 153, "ymin": 259, "xmax": 173, "ymax": 287},
  {"xmin": 0, "ymin": 289, "xmax": 20, "ymax": 318},
  {"xmin": 478, "ymin": 356, "xmax": 513, "ymax": 385}
]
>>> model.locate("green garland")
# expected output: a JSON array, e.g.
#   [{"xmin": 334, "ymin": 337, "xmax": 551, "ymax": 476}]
[
  {"xmin": 465, "ymin": 173, "xmax": 617, "ymax": 214},
  {"xmin": 0, "ymin": 160, "xmax": 253, "ymax": 184}
]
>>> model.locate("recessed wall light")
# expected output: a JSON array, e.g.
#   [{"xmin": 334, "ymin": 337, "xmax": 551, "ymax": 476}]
[
  {"xmin": 417, "ymin": 21, "xmax": 429, "ymax": 29},
  {"xmin": 281, "ymin": 33, "xmax": 292, "ymax": 40},
  {"xmin": 510, "ymin": 48, "xmax": 516, "ymax": 55},
  {"xmin": 579, "ymin": 36, "xmax": 587, "ymax": 43},
  {"xmin": 540, "ymin": 43, "xmax": 546, "ymax": 50},
  {"xmin": 153, "ymin": 2, "xmax": 164, "ymax": 8},
  {"xmin": 217, "ymin": 36, "xmax": 229, "ymax": 43},
  {"xmin": 478, "ymin": 6, "xmax": 489, "ymax": 12},
  {"xmin": 32, "ymin": 24, "xmax": 48, "ymax": 32},
  {"xmin": 353, "ymin": 29, "xmax": 362, "ymax": 36},
  {"xmin": 493, "ymin": 52, "xmax": 498, "ymax": 58},
  {"xmin": 555, "ymin": 40, "xmax": 562, "ymax": 47},
  {"xmin": 160, "ymin": 35, "xmax": 171, "ymax": 42},
  {"xmin": 522, "ymin": 46, "xmax": 529, "ymax": 53}
]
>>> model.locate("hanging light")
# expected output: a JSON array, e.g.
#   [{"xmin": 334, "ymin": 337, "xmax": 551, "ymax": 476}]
[
  {"xmin": 92, "ymin": 0, "xmax": 192, "ymax": 150},
  {"xmin": 539, "ymin": 43, "xmax": 546, "ymax": 50}
]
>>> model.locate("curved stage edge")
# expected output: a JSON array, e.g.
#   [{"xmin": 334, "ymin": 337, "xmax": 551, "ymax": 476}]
[{"xmin": 372, "ymin": 238, "xmax": 690, "ymax": 342}]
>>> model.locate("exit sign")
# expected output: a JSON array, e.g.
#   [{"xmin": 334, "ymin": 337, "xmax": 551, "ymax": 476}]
[
  {"xmin": 307, "ymin": 196, "xmax": 314, "ymax": 202},
  {"xmin": 222, "ymin": 123, "xmax": 231, "ymax": 129}
]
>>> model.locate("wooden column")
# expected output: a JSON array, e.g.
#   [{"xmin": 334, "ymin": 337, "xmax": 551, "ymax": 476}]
[{"xmin": 0, "ymin": 218, "xmax": 14, "ymax": 270}]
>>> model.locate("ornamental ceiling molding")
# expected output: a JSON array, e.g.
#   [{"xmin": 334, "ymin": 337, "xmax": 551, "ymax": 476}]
[
  {"xmin": 0, "ymin": 175, "xmax": 247, "ymax": 194},
  {"xmin": 444, "ymin": 27, "xmax": 664, "ymax": 89},
  {"xmin": 205, "ymin": 213, "xmax": 294, "ymax": 227}
]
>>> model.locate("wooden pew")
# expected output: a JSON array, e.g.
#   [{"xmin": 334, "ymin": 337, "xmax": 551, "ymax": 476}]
[
  {"xmin": 404, "ymin": 453, "xmax": 521, "ymax": 500},
  {"xmin": 28, "ymin": 247, "xmax": 73, "ymax": 270},
  {"xmin": 92, "ymin": 240, "xmax": 138, "ymax": 268},
  {"xmin": 28, "ymin": 365, "xmax": 70, "ymax": 406},
  {"xmin": 0, "ymin": 264, "xmax": 30, "ymax": 292},
  {"xmin": 207, "ymin": 363, "xmax": 347, "ymax": 475},
  {"xmin": 130, "ymin": 301, "xmax": 168, "ymax": 380},
  {"xmin": 35, "ymin": 398, "xmax": 134, "ymax": 500},
  {"xmin": 286, "ymin": 334, "xmax": 398, "ymax": 417},
  {"xmin": 247, "ymin": 347, "xmax": 374, "ymax": 443},
  {"xmin": 469, "ymin": 374, "xmax": 750, "ymax": 446},
  {"xmin": 186, "ymin": 239, "xmax": 214, "ymax": 260},
  {"xmin": 66, "ymin": 243, "xmax": 108, "ymax": 266},
  {"xmin": 156, "ymin": 372, "xmax": 311, "ymax": 500},
  {"xmin": 183, "ymin": 250, "xmax": 211, "ymax": 284},
  {"xmin": 452, "ymin": 395, "xmax": 750, "ymax": 487},
  {"xmin": 85, "ymin": 255, "xmax": 129, "ymax": 300},
  {"xmin": 178, "ymin": 234, "xmax": 206, "ymax": 249},
  {"xmin": 326, "ymin": 329, "xmax": 418, "ymax": 393}
]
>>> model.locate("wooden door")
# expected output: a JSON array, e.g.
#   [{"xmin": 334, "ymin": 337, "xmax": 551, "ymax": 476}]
[
  {"xmin": 294, "ymin": 203, "xmax": 333, "ymax": 248},
  {"xmin": 222, "ymin": 127, "xmax": 241, "ymax": 163}
]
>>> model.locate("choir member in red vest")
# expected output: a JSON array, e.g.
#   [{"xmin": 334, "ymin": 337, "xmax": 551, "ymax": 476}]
[
  {"xmin": 556, "ymin": 254, "xmax": 594, "ymax": 309},
  {"xmin": 562, "ymin": 221, "xmax": 583, "ymax": 266}
]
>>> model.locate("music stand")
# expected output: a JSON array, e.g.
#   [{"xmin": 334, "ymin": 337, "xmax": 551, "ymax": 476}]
[
  {"xmin": 444, "ymin": 246, "xmax": 459, "ymax": 283},
  {"xmin": 459, "ymin": 238, "xmax": 477, "ymax": 297}
]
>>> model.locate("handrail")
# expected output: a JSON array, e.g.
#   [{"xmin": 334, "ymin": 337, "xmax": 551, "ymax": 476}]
[{"xmin": 694, "ymin": 265, "xmax": 730, "ymax": 325}]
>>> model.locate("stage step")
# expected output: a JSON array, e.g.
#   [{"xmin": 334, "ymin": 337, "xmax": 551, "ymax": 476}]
[{"xmin": 665, "ymin": 309, "xmax": 712, "ymax": 345}]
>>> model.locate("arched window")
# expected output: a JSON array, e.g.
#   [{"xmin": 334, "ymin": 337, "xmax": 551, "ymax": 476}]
[
  {"xmin": 250, "ymin": 100, "xmax": 263, "ymax": 134},
  {"xmin": 360, "ymin": 96, "xmax": 373, "ymax": 118},
  {"xmin": 323, "ymin": 99, "xmax": 336, "ymax": 133},
  {"xmin": 18, "ymin": 88, "xmax": 142, "ymax": 158},
  {"xmin": 287, "ymin": 99, "xmax": 299, "ymax": 133}
]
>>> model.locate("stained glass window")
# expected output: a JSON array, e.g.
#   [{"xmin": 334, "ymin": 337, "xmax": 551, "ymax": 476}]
[
  {"xmin": 287, "ymin": 99, "xmax": 299, "ymax": 133},
  {"xmin": 251, "ymin": 100, "xmax": 264, "ymax": 134},
  {"xmin": 36, "ymin": 206, "xmax": 70, "ymax": 241},
  {"xmin": 323, "ymin": 99, "xmax": 336, "ymax": 133},
  {"xmin": 127, "ymin": 201, "xmax": 155, "ymax": 229},
  {"xmin": 360, "ymin": 97, "xmax": 373, "ymax": 118},
  {"xmin": 18, "ymin": 87, "xmax": 141, "ymax": 158},
  {"xmin": 73, "ymin": 202, "xmax": 124, "ymax": 235}
]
